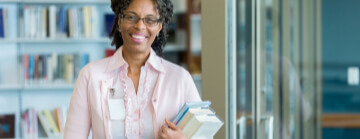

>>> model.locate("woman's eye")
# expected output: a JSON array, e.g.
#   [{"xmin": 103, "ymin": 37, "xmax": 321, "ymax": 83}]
[
  {"xmin": 145, "ymin": 18, "xmax": 157, "ymax": 23},
  {"xmin": 127, "ymin": 15, "xmax": 137, "ymax": 20}
]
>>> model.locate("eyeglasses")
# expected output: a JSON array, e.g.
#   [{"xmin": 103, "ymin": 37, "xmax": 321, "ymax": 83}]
[{"xmin": 121, "ymin": 13, "xmax": 162, "ymax": 27}]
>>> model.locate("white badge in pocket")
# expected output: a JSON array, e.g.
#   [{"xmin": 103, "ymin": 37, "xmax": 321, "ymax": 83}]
[{"xmin": 108, "ymin": 99, "xmax": 126, "ymax": 120}]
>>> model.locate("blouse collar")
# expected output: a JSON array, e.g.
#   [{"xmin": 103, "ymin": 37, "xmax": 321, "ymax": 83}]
[{"xmin": 105, "ymin": 46, "xmax": 165, "ymax": 73}]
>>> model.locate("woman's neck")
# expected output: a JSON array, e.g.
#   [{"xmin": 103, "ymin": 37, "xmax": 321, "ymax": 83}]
[{"xmin": 122, "ymin": 47, "xmax": 150, "ymax": 74}]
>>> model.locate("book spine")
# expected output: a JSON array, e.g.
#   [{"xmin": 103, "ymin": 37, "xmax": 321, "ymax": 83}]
[{"xmin": 0, "ymin": 8, "xmax": 4, "ymax": 38}]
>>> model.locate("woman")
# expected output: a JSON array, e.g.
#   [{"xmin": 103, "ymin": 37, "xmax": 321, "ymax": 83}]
[{"xmin": 64, "ymin": 0, "xmax": 201, "ymax": 138}]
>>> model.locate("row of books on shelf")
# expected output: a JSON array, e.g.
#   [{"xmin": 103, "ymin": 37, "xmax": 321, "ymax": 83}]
[
  {"xmin": 23, "ymin": 5, "xmax": 101, "ymax": 39},
  {"xmin": 0, "ymin": 8, "xmax": 8, "ymax": 38},
  {"xmin": 21, "ymin": 107, "xmax": 67, "ymax": 138},
  {"xmin": 22, "ymin": 53, "xmax": 89, "ymax": 85},
  {"xmin": 172, "ymin": 101, "xmax": 223, "ymax": 138}
]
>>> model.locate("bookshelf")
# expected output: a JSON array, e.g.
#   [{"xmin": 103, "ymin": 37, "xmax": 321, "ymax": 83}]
[{"xmin": 0, "ymin": 0, "xmax": 198, "ymax": 138}]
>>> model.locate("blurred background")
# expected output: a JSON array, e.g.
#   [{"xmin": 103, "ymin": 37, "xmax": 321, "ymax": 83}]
[{"xmin": 1, "ymin": 0, "xmax": 360, "ymax": 138}]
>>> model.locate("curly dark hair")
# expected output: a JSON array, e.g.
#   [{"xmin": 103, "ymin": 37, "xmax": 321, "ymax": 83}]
[{"xmin": 109, "ymin": 0, "xmax": 174, "ymax": 56}]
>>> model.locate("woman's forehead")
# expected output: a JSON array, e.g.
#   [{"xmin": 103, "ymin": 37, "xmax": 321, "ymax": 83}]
[{"xmin": 124, "ymin": 0, "xmax": 159, "ymax": 16}]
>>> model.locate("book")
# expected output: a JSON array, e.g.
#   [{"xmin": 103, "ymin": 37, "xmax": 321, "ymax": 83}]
[
  {"xmin": 43, "ymin": 110, "xmax": 60, "ymax": 135},
  {"xmin": 172, "ymin": 101, "xmax": 211, "ymax": 125},
  {"xmin": 104, "ymin": 13, "xmax": 115, "ymax": 37},
  {"xmin": 182, "ymin": 114, "xmax": 223, "ymax": 138},
  {"xmin": 177, "ymin": 107, "xmax": 214, "ymax": 129},
  {"xmin": 0, "ymin": 114, "xmax": 15, "ymax": 138},
  {"xmin": 0, "ymin": 8, "xmax": 4, "ymax": 38},
  {"xmin": 172, "ymin": 101, "xmax": 223, "ymax": 138}
]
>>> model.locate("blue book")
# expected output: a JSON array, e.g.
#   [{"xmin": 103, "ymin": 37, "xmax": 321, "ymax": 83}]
[
  {"xmin": 0, "ymin": 8, "xmax": 4, "ymax": 38},
  {"xmin": 172, "ymin": 101, "xmax": 211, "ymax": 125},
  {"xmin": 29, "ymin": 54, "xmax": 34, "ymax": 81},
  {"xmin": 104, "ymin": 14, "xmax": 115, "ymax": 37}
]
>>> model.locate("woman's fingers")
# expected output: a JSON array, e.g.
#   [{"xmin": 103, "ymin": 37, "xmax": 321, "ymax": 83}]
[
  {"xmin": 165, "ymin": 119, "xmax": 177, "ymax": 130},
  {"xmin": 161, "ymin": 125, "xmax": 169, "ymax": 134}
]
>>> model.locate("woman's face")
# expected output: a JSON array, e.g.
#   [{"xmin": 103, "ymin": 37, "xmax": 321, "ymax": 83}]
[{"xmin": 118, "ymin": 0, "xmax": 162, "ymax": 55}]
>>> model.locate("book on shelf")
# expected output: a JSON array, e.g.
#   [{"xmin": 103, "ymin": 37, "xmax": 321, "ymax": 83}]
[
  {"xmin": 172, "ymin": 101, "xmax": 223, "ymax": 139},
  {"xmin": 22, "ymin": 107, "xmax": 68, "ymax": 138},
  {"xmin": 22, "ymin": 53, "xmax": 89, "ymax": 86},
  {"xmin": 21, "ymin": 108, "xmax": 38, "ymax": 139},
  {"xmin": 0, "ymin": 114, "xmax": 15, "ymax": 138},
  {"xmin": 0, "ymin": 8, "xmax": 8, "ymax": 38},
  {"xmin": 104, "ymin": 13, "xmax": 115, "ymax": 37},
  {"xmin": 23, "ymin": 5, "xmax": 100, "ymax": 39}
]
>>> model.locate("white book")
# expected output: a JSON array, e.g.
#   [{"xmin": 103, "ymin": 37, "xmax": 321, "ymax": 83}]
[
  {"xmin": 3, "ymin": 8, "xmax": 8, "ymax": 38},
  {"xmin": 82, "ymin": 6, "xmax": 91, "ymax": 38},
  {"xmin": 90, "ymin": 6, "xmax": 99, "ymax": 38},
  {"xmin": 41, "ymin": 7, "xmax": 47, "ymax": 38},
  {"xmin": 47, "ymin": 55, "xmax": 53, "ymax": 83},
  {"xmin": 49, "ymin": 5, "xmax": 57, "ymax": 39},
  {"xmin": 182, "ymin": 114, "xmax": 223, "ymax": 139},
  {"xmin": 177, "ymin": 108, "xmax": 214, "ymax": 129},
  {"xmin": 37, "ymin": 111, "xmax": 53, "ymax": 137},
  {"xmin": 36, "ymin": 6, "xmax": 41, "ymax": 38},
  {"xmin": 29, "ymin": 6, "xmax": 36, "ymax": 38},
  {"xmin": 24, "ymin": 6, "xmax": 30, "ymax": 38}
]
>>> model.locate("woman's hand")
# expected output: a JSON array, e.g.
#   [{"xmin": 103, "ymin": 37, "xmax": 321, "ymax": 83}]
[{"xmin": 158, "ymin": 119, "xmax": 187, "ymax": 139}]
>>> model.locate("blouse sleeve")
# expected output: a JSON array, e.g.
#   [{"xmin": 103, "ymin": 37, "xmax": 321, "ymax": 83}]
[
  {"xmin": 64, "ymin": 66, "xmax": 91, "ymax": 139},
  {"xmin": 183, "ymin": 70, "xmax": 202, "ymax": 103}
]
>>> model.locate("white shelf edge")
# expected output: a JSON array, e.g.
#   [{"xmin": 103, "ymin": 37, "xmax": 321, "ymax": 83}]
[
  {"xmin": 164, "ymin": 43, "xmax": 186, "ymax": 52},
  {"xmin": 0, "ymin": 84, "xmax": 75, "ymax": 91},
  {"xmin": 0, "ymin": 38, "xmax": 112, "ymax": 43},
  {"xmin": 0, "ymin": 0, "xmax": 110, "ymax": 3},
  {"xmin": 23, "ymin": 84, "xmax": 75, "ymax": 90},
  {"xmin": 23, "ymin": 0, "xmax": 109, "ymax": 4},
  {"xmin": 0, "ymin": 0, "xmax": 21, "ymax": 3},
  {"xmin": 0, "ymin": 85, "xmax": 22, "ymax": 90}
]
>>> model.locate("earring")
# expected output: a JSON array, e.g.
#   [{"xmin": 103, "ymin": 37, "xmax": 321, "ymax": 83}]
[
  {"xmin": 156, "ymin": 34, "xmax": 159, "ymax": 37},
  {"xmin": 119, "ymin": 29, "xmax": 121, "ymax": 32}
]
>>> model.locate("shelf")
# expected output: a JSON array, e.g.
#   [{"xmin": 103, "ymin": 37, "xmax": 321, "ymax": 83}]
[
  {"xmin": 0, "ymin": 0, "xmax": 21, "ymax": 3},
  {"xmin": 0, "ymin": 84, "xmax": 74, "ymax": 91},
  {"xmin": 0, "ymin": 84, "xmax": 22, "ymax": 90},
  {"xmin": 21, "ymin": 38, "xmax": 111, "ymax": 43},
  {"xmin": 23, "ymin": 84, "xmax": 75, "ymax": 90},
  {"xmin": 0, "ymin": 0, "xmax": 110, "ymax": 4},
  {"xmin": 322, "ymin": 113, "xmax": 360, "ymax": 128},
  {"xmin": 164, "ymin": 43, "xmax": 186, "ymax": 52},
  {"xmin": 0, "ymin": 38, "xmax": 112, "ymax": 43}
]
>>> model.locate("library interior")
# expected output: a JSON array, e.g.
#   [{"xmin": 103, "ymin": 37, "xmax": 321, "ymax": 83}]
[{"xmin": 1, "ymin": 0, "xmax": 360, "ymax": 139}]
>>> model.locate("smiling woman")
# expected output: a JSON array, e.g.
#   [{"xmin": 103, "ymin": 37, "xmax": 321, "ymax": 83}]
[{"xmin": 63, "ymin": 0, "xmax": 202, "ymax": 139}]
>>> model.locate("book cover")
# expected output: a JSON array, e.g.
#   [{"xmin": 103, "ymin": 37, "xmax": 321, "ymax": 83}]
[
  {"xmin": 43, "ymin": 110, "xmax": 60, "ymax": 135},
  {"xmin": 104, "ymin": 13, "xmax": 115, "ymax": 37},
  {"xmin": 172, "ymin": 101, "xmax": 211, "ymax": 125},
  {"xmin": 0, "ymin": 114, "xmax": 15, "ymax": 138},
  {"xmin": 38, "ymin": 111, "xmax": 57, "ymax": 137},
  {"xmin": 182, "ymin": 114, "xmax": 223, "ymax": 138},
  {"xmin": 177, "ymin": 107, "xmax": 214, "ymax": 129},
  {"xmin": 0, "ymin": 8, "xmax": 4, "ymax": 38}
]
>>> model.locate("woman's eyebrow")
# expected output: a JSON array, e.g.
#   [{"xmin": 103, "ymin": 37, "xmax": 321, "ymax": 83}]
[{"xmin": 125, "ymin": 11, "xmax": 157, "ymax": 17}]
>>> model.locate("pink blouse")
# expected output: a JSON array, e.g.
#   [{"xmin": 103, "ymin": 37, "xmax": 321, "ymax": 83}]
[{"xmin": 64, "ymin": 47, "xmax": 201, "ymax": 139}]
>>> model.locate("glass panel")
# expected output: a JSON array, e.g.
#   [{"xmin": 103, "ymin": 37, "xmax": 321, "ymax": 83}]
[
  {"xmin": 232, "ymin": 0, "xmax": 322, "ymax": 138},
  {"xmin": 235, "ymin": 0, "xmax": 254, "ymax": 138}
]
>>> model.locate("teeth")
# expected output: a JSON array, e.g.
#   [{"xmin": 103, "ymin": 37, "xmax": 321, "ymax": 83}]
[{"xmin": 132, "ymin": 34, "xmax": 145, "ymax": 39}]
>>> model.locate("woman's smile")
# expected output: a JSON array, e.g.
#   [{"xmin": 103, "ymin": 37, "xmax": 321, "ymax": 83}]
[{"xmin": 130, "ymin": 33, "xmax": 148, "ymax": 43}]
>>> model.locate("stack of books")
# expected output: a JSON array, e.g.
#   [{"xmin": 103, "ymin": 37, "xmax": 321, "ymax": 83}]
[{"xmin": 172, "ymin": 101, "xmax": 223, "ymax": 139}]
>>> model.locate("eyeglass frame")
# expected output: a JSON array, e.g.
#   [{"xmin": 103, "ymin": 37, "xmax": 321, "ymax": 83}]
[{"xmin": 120, "ymin": 13, "xmax": 163, "ymax": 27}]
